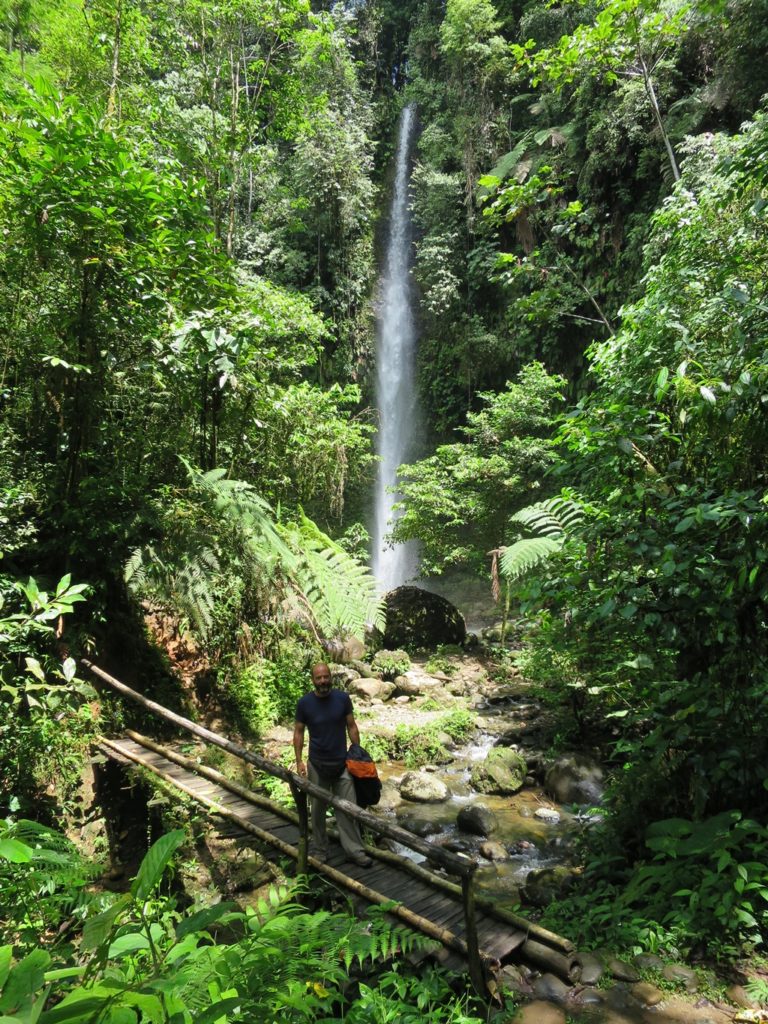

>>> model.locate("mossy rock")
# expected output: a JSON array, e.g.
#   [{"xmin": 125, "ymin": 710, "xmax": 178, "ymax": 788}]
[
  {"xmin": 371, "ymin": 648, "xmax": 411, "ymax": 679},
  {"xmin": 470, "ymin": 747, "xmax": 527, "ymax": 795}
]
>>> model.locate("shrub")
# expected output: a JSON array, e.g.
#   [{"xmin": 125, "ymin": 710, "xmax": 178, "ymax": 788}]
[
  {"xmin": 225, "ymin": 640, "xmax": 313, "ymax": 739},
  {"xmin": 391, "ymin": 711, "xmax": 476, "ymax": 768},
  {"xmin": 438, "ymin": 708, "xmax": 476, "ymax": 743},
  {"xmin": 394, "ymin": 725, "xmax": 451, "ymax": 768},
  {"xmin": 542, "ymin": 810, "xmax": 768, "ymax": 956},
  {"xmin": 371, "ymin": 649, "xmax": 411, "ymax": 679}
]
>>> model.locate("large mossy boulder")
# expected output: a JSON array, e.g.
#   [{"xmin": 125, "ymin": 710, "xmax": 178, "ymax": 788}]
[
  {"xmin": 470, "ymin": 747, "xmax": 527, "ymax": 795},
  {"xmin": 383, "ymin": 586, "xmax": 466, "ymax": 649}
]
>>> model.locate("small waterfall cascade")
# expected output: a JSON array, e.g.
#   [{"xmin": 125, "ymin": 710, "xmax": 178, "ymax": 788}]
[{"xmin": 371, "ymin": 103, "xmax": 419, "ymax": 591}]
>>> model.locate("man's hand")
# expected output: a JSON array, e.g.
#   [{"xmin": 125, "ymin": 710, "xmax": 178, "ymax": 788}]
[{"xmin": 296, "ymin": 759, "xmax": 307, "ymax": 777}]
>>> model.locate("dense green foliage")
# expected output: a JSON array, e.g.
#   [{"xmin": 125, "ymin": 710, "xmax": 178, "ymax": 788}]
[
  {"xmin": 392, "ymin": 363, "xmax": 564, "ymax": 574},
  {"xmin": 0, "ymin": 826, "xmax": 490, "ymax": 1023},
  {"xmin": 0, "ymin": 574, "xmax": 96, "ymax": 818},
  {"xmin": 0, "ymin": 0, "xmax": 383, "ymax": 814},
  {"xmin": 3, "ymin": 0, "xmax": 768, "ymax": 971},
  {"xmin": 503, "ymin": 113, "xmax": 768, "ymax": 952}
]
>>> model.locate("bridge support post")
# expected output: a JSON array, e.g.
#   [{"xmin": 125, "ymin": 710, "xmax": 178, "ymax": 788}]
[
  {"xmin": 290, "ymin": 781, "xmax": 309, "ymax": 874},
  {"xmin": 462, "ymin": 869, "xmax": 485, "ymax": 995}
]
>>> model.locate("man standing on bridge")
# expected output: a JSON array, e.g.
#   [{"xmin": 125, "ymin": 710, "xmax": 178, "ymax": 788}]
[{"xmin": 293, "ymin": 662, "xmax": 372, "ymax": 867}]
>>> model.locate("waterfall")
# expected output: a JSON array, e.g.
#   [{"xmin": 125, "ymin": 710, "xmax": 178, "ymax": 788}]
[{"xmin": 371, "ymin": 103, "xmax": 419, "ymax": 591}]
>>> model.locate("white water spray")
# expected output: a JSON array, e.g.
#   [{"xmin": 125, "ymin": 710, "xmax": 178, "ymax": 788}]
[{"xmin": 372, "ymin": 103, "xmax": 419, "ymax": 590}]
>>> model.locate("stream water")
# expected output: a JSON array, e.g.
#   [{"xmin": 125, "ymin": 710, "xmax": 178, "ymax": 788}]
[{"xmin": 375, "ymin": 694, "xmax": 582, "ymax": 913}]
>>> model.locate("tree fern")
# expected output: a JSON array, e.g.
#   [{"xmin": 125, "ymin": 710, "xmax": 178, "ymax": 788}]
[
  {"xmin": 500, "ymin": 535, "xmax": 563, "ymax": 582},
  {"xmin": 510, "ymin": 495, "xmax": 584, "ymax": 536},
  {"xmin": 279, "ymin": 513, "xmax": 385, "ymax": 638},
  {"xmin": 124, "ymin": 544, "xmax": 219, "ymax": 637},
  {"xmin": 500, "ymin": 495, "xmax": 584, "ymax": 584},
  {"xmin": 125, "ymin": 464, "xmax": 383, "ymax": 642}
]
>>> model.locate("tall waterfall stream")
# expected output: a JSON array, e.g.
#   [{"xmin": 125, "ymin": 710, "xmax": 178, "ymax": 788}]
[{"xmin": 371, "ymin": 103, "xmax": 419, "ymax": 591}]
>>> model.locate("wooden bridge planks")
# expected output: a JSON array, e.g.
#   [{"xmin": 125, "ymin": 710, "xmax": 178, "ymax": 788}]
[{"xmin": 103, "ymin": 736, "xmax": 528, "ymax": 971}]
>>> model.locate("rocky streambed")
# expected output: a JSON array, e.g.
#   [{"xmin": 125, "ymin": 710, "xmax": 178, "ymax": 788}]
[
  {"xmin": 281, "ymin": 649, "xmax": 756, "ymax": 1024},
  {"xmin": 327, "ymin": 651, "xmax": 600, "ymax": 912}
]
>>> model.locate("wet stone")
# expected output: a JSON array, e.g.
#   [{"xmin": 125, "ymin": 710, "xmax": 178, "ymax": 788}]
[
  {"xmin": 570, "ymin": 986, "xmax": 606, "ymax": 1007},
  {"xmin": 480, "ymin": 840, "xmax": 508, "ymax": 861},
  {"xmin": 397, "ymin": 813, "xmax": 442, "ymax": 838},
  {"xmin": 399, "ymin": 771, "xmax": 449, "ymax": 803},
  {"xmin": 631, "ymin": 981, "xmax": 664, "ymax": 1006},
  {"xmin": 534, "ymin": 807, "xmax": 561, "ymax": 823},
  {"xmin": 604, "ymin": 983, "xmax": 632, "ymax": 1010},
  {"xmin": 633, "ymin": 953, "xmax": 665, "ymax": 972},
  {"xmin": 513, "ymin": 1000, "xmax": 566, "ymax": 1024},
  {"xmin": 662, "ymin": 964, "xmax": 700, "ymax": 992},
  {"xmin": 576, "ymin": 952, "xmax": 605, "ymax": 985},
  {"xmin": 457, "ymin": 802, "xmax": 498, "ymax": 836},
  {"xmin": 608, "ymin": 957, "xmax": 640, "ymax": 982},
  {"xmin": 500, "ymin": 965, "xmax": 533, "ymax": 997},
  {"xmin": 532, "ymin": 973, "xmax": 571, "ymax": 1004}
]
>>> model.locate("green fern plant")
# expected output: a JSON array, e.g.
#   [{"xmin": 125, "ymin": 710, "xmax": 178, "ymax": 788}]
[
  {"xmin": 279, "ymin": 513, "xmax": 385, "ymax": 639},
  {"xmin": 126, "ymin": 463, "xmax": 383, "ymax": 644},
  {"xmin": 125, "ymin": 543, "xmax": 220, "ymax": 636},
  {"xmin": 0, "ymin": 818, "xmax": 103, "ymax": 949},
  {"xmin": 499, "ymin": 494, "xmax": 584, "ymax": 584}
]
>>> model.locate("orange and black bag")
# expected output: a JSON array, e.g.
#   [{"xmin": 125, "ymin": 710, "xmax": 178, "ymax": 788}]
[{"xmin": 346, "ymin": 743, "xmax": 382, "ymax": 808}]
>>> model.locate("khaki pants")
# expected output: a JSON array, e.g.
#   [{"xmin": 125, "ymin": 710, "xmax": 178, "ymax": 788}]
[{"xmin": 308, "ymin": 762, "xmax": 365, "ymax": 859}]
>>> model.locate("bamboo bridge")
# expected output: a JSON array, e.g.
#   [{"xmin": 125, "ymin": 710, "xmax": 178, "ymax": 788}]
[{"xmin": 83, "ymin": 660, "xmax": 577, "ymax": 996}]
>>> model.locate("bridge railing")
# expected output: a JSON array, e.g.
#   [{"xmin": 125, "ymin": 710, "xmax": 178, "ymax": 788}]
[{"xmin": 83, "ymin": 659, "xmax": 486, "ymax": 991}]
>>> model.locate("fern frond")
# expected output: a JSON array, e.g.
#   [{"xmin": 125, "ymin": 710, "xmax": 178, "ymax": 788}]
[
  {"xmin": 124, "ymin": 546, "xmax": 148, "ymax": 585},
  {"xmin": 500, "ymin": 536, "xmax": 562, "ymax": 582},
  {"xmin": 280, "ymin": 513, "xmax": 385, "ymax": 638},
  {"xmin": 124, "ymin": 543, "xmax": 219, "ymax": 638},
  {"xmin": 511, "ymin": 496, "xmax": 584, "ymax": 537}
]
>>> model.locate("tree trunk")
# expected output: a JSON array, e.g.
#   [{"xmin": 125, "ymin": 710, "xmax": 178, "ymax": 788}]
[
  {"xmin": 640, "ymin": 58, "xmax": 680, "ymax": 182},
  {"xmin": 107, "ymin": 0, "xmax": 122, "ymax": 121}
]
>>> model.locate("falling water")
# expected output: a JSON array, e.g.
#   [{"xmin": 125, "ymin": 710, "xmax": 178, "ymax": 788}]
[{"xmin": 372, "ymin": 103, "xmax": 419, "ymax": 591}]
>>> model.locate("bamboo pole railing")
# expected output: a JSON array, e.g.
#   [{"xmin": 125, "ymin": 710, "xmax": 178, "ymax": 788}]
[
  {"xmin": 84, "ymin": 660, "xmax": 474, "ymax": 876},
  {"xmin": 84, "ymin": 660, "xmax": 487, "ymax": 991},
  {"xmin": 99, "ymin": 736, "xmax": 495, "ymax": 967},
  {"xmin": 122, "ymin": 729, "xmax": 574, "ymax": 956}
]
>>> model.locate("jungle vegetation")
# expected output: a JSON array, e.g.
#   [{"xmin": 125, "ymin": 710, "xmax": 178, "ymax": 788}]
[{"xmin": 2, "ymin": 0, "xmax": 768, "ymax": 1003}]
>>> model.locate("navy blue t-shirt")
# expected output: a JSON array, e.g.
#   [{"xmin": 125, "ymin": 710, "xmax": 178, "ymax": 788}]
[{"xmin": 295, "ymin": 689, "xmax": 353, "ymax": 763}]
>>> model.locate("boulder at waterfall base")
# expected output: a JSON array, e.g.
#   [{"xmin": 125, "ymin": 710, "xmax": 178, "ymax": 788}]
[
  {"xmin": 545, "ymin": 753, "xmax": 604, "ymax": 805},
  {"xmin": 383, "ymin": 587, "xmax": 466, "ymax": 649},
  {"xmin": 470, "ymin": 747, "xmax": 527, "ymax": 795}
]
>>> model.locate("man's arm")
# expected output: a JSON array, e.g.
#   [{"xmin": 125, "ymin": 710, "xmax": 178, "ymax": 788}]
[
  {"xmin": 346, "ymin": 713, "xmax": 360, "ymax": 747},
  {"xmin": 293, "ymin": 721, "xmax": 307, "ymax": 776}
]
